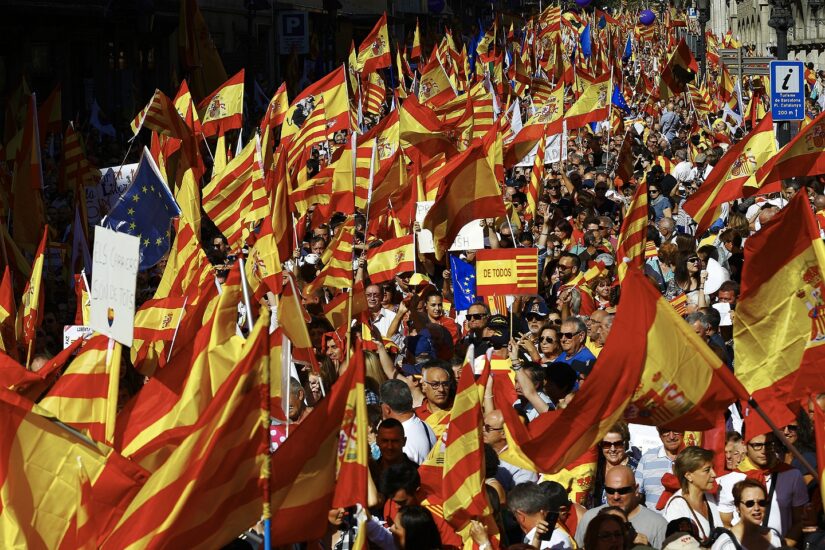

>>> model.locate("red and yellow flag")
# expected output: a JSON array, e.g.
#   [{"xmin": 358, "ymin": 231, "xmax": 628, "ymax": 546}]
[
  {"xmin": 356, "ymin": 13, "xmax": 391, "ymax": 73},
  {"xmin": 422, "ymin": 128, "xmax": 506, "ymax": 260},
  {"xmin": 367, "ymin": 235, "xmax": 415, "ymax": 283},
  {"xmin": 615, "ymin": 179, "xmax": 648, "ymax": 281},
  {"xmin": 130, "ymin": 295, "xmax": 187, "ymax": 376},
  {"xmin": 0, "ymin": 267, "xmax": 15, "ymax": 357},
  {"xmin": 16, "ymin": 226, "xmax": 47, "ymax": 354},
  {"xmin": 564, "ymin": 73, "xmax": 611, "ymax": 130},
  {"xmin": 410, "ymin": 19, "xmax": 422, "ymax": 61},
  {"xmin": 306, "ymin": 216, "xmax": 356, "ymax": 293},
  {"xmin": 37, "ymin": 84, "xmax": 62, "ymax": 142},
  {"xmin": 196, "ymin": 69, "xmax": 244, "ymax": 137},
  {"xmin": 658, "ymin": 38, "xmax": 699, "ymax": 100},
  {"xmin": 60, "ymin": 123, "xmax": 98, "ymax": 193},
  {"xmin": 475, "ymin": 249, "xmax": 539, "ymax": 296},
  {"xmin": 281, "ymin": 66, "xmax": 349, "ymax": 143},
  {"xmin": 10, "ymin": 95, "xmax": 45, "ymax": 254},
  {"xmin": 734, "ymin": 192, "xmax": 825, "ymax": 402},
  {"xmin": 683, "ymin": 114, "xmax": 776, "ymax": 235},
  {"xmin": 270, "ymin": 341, "xmax": 361, "ymax": 546},
  {"xmin": 418, "ymin": 55, "xmax": 458, "ymax": 108},
  {"xmin": 178, "ymin": 0, "xmax": 228, "ymax": 100},
  {"xmin": 172, "ymin": 79, "xmax": 202, "ymax": 136},
  {"xmin": 39, "ymin": 335, "xmax": 121, "ymax": 445},
  {"xmin": 332, "ymin": 340, "xmax": 369, "ymax": 509}
]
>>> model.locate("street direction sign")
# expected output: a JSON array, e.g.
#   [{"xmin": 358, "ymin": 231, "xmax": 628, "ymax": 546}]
[{"xmin": 770, "ymin": 60, "xmax": 805, "ymax": 121}]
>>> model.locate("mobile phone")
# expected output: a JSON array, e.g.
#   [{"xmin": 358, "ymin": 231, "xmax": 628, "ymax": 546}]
[{"xmin": 539, "ymin": 511, "xmax": 560, "ymax": 541}]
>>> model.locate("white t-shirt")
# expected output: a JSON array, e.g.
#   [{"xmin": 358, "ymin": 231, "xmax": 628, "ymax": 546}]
[
  {"xmin": 664, "ymin": 489, "xmax": 723, "ymax": 542},
  {"xmin": 371, "ymin": 308, "xmax": 397, "ymax": 338},
  {"xmin": 717, "ymin": 470, "xmax": 808, "ymax": 537},
  {"xmin": 401, "ymin": 415, "xmax": 436, "ymax": 464},
  {"xmin": 524, "ymin": 525, "xmax": 574, "ymax": 549}
]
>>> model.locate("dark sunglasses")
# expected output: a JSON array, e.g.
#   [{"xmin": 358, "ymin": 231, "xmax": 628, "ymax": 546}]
[
  {"xmin": 599, "ymin": 440, "xmax": 625, "ymax": 450},
  {"xmin": 548, "ymin": 318, "xmax": 562, "ymax": 326},
  {"xmin": 687, "ymin": 257, "xmax": 700, "ymax": 263},
  {"xmin": 540, "ymin": 336, "xmax": 556, "ymax": 343},
  {"xmin": 467, "ymin": 313, "xmax": 488, "ymax": 321},
  {"xmin": 604, "ymin": 485, "xmax": 635, "ymax": 495},
  {"xmin": 742, "ymin": 499, "xmax": 768, "ymax": 508},
  {"xmin": 783, "ymin": 425, "xmax": 799, "ymax": 432},
  {"xmin": 560, "ymin": 331, "xmax": 581, "ymax": 339},
  {"xmin": 525, "ymin": 314, "xmax": 544, "ymax": 321},
  {"xmin": 747, "ymin": 441, "xmax": 777, "ymax": 451}
]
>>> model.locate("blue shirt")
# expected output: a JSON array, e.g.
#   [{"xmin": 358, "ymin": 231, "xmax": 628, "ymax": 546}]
[
  {"xmin": 635, "ymin": 445, "xmax": 677, "ymax": 512},
  {"xmin": 557, "ymin": 347, "xmax": 597, "ymax": 376}
]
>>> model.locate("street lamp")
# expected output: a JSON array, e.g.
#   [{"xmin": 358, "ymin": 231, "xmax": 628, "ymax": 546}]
[{"xmin": 696, "ymin": 0, "xmax": 710, "ymax": 82}]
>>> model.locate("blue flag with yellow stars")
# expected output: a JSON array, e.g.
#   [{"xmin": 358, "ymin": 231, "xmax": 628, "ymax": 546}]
[
  {"xmin": 102, "ymin": 147, "xmax": 180, "ymax": 270},
  {"xmin": 450, "ymin": 254, "xmax": 476, "ymax": 311}
]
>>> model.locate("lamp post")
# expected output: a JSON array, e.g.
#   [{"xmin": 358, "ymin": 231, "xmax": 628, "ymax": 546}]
[
  {"xmin": 696, "ymin": 0, "xmax": 710, "ymax": 82},
  {"xmin": 769, "ymin": 0, "xmax": 794, "ymax": 146}
]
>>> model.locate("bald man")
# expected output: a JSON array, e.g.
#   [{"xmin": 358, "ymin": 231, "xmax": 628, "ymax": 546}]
[
  {"xmin": 482, "ymin": 410, "xmax": 538, "ymax": 490},
  {"xmin": 814, "ymin": 195, "xmax": 825, "ymax": 239},
  {"xmin": 575, "ymin": 465, "xmax": 667, "ymax": 549}
]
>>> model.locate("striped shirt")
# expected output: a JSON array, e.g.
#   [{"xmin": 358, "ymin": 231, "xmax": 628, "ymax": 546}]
[{"xmin": 635, "ymin": 446, "xmax": 677, "ymax": 512}]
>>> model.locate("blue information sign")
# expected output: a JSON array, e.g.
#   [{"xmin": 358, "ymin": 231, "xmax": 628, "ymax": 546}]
[{"xmin": 770, "ymin": 60, "xmax": 804, "ymax": 121}]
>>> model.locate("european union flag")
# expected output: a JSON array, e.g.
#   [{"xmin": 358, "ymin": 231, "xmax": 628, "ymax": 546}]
[
  {"xmin": 612, "ymin": 86, "xmax": 632, "ymax": 115},
  {"xmin": 102, "ymin": 147, "xmax": 181, "ymax": 270},
  {"xmin": 580, "ymin": 24, "xmax": 592, "ymax": 58},
  {"xmin": 622, "ymin": 34, "xmax": 633, "ymax": 61},
  {"xmin": 450, "ymin": 255, "xmax": 476, "ymax": 311}
]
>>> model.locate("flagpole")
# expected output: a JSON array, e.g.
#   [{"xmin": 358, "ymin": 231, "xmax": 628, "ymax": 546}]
[
  {"xmin": 261, "ymin": 305, "xmax": 272, "ymax": 550},
  {"xmin": 238, "ymin": 254, "xmax": 256, "ymax": 332},
  {"xmin": 166, "ymin": 295, "xmax": 188, "ymax": 362}
]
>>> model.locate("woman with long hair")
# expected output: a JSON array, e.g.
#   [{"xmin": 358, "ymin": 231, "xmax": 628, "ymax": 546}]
[
  {"xmin": 710, "ymin": 479, "xmax": 781, "ymax": 549},
  {"xmin": 538, "ymin": 326, "xmax": 563, "ymax": 364},
  {"xmin": 591, "ymin": 422, "xmax": 641, "ymax": 507},
  {"xmin": 554, "ymin": 219, "xmax": 574, "ymax": 250},
  {"xmin": 389, "ymin": 505, "xmax": 443, "ymax": 549},
  {"xmin": 590, "ymin": 276, "xmax": 616, "ymax": 311},
  {"xmin": 666, "ymin": 251, "xmax": 708, "ymax": 308},
  {"xmin": 662, "ymin": 446, "xmax": 722, "ymax": 544},
  {"xmin": 582, "ymin": 513, "xmax": 629, "ymax": 550}
]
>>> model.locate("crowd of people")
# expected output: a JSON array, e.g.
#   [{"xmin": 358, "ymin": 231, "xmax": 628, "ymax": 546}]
[{"xmin": 7, "ymin": 2, "xmax": 825, "ymax": 549}]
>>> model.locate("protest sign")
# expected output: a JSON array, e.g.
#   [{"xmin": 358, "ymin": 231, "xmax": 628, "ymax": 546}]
[{"xmin": 89, "ymin": 226, "xmax": 140, "ymax": 346}]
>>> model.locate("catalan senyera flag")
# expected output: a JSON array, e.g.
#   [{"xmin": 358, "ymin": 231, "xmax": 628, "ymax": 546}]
[
  {"xmin": 617, "ymin": 268, "xmax": 747, "ymax": 431},
  {"xmin": 682, "ymin": 114, "xmax": 776, "ymax": 235},
  {"xmin": 0, "ymin": 267, "xmax": 15, "ymax": 357},
  {"xmin": 749, "ymin": 109, "xmax": 825, "ymax": 196},
  {"xmin": 0, "ymin": 386, "xmax": 148, "ymax": 550},
  {"xmin": 16, "ymin": 226, "xmax": 47, "ymax": 354},
  {"xmin": 363, "ymin": 72, "xmax": 386, "ymax": 115},
  {"xmin": 356, "ymin": 13, "xmax": 391, "ymax": 73},
  {"xmin": 615, "ymin": 178, "xmax": 648, "ymax": 281},
  {"xmin": 197, "ymin": 69, "xmax": 244, "ymax": 137},
  {"xmin": 270, "ymin": 341, "xmax": 361, "ymax": 546},
  {"xmin": 39, "ymin": 335, "xmax": 121, "ymax": 445},
  {"xmin": 305, "ymin": 216, "xmax": 356, "ymax": 294},
  {"xmin": 442, "ymin": 355, "xmax": 498, "ymax": 541},
  {"xmin": 10, "ymin": 95, "xmax": 45, "ymax": 254},
  {"xmin": 564, "ymin": 73, "xmax": 611, "ymax": 130},
  {"xmin": 202, "ymin": 136, "xmax": 266, "ymax": 248},
  {"xmin": 475, "ymin": 249, "xmax": 539, "ymax": 296},
  {"xmin": 422, "ymin": 127, "xmax": 506, "ymax": 260},
  {"xmin": 130, "ymin": 295, "xmax": 187, "ymax": 377},
  {"xmin": 60, "ymin": 122, "xmax": 99, "ymax": 193},
  {"xmin": 367, "ymin": 235, "xmax": 415, "ymax": 284},
  {"xmin": 131, "ymin": 89, "xmax": 191, "ymax": 140},
  {"xmin": 101, "ymin": 309, "xmax": 270, "ymax": 550},
  {"xmin": 734, "ymin": 192, "xmax": 825, "ymax": 403},
  {"xmin": 332, "ymin": 340, "xmax": 369, "ymax": 509},
  {"xmin": 281, "ymin": 65, "xmax": 349, "ymax": 144},
  {"xmin": 659, "ymin": 38, "xmax": 698, "ymax": 100},
  {"xmin": 526, "ymin": 134, "xmax": 545, "ymax": 221}
]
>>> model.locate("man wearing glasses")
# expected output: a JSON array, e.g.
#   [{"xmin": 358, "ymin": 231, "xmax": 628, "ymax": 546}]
[
  {"xmin": 575, "ymin": 466, "xmax": 667, "ymax": 548},
  {"xmin": 483, "ymin": 410, "xmax": 538, "ymax": 490},
  {"xmin": 414, "ymin": 361, "xmax": 455, "ymax": 440},
  {"xmin": 556, "ymin": 317, "xmax": 596, "ymax": 377},
  {"xmin": 635, "ymin": 428, "xmax": 685, "ymax": 511},
  {"xmin": 717, "ymin": 425, "xmax": 808, "ymax": 545}
]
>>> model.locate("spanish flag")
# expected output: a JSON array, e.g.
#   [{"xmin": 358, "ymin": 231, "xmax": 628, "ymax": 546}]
[
  {"xmin": 418, "ymin": 55, "xmax": 458, "ymax": 108},
  {"xmin": 734, "ymin": 192, "xmax": 825, "ymax": 402},
  {"xmin": 173, "ymin": 78, "xmax": 202, "ymax": 135},
  {"xmin": 10, "ymin": 95, "xmax": 45, "ymax": 255},
  {"xmin": 564, "ymin": 73, "xmax": 611, "ymax": 130},
  {"xmin": 37, "ymin": 84, "xmax": 61, "ymax": 142},
  {"xmin": 367, "ymin": 235, "xmax": 415, "ymax": 283},
  {"xmin": 422, "ymin": 127, "xmax": 506, "ymax": 260},
  {"xmin": 278, "ymin": 274, "xmax": 318, "ymax": 369},
  {"xmin": 659, "ymin": 38, "xmax": 698, "ymax": 100},
  {"xmin": 410, "ymin": 19, "xmax": 422, "ymax": 61},
  {"xmin": 356, "ymin": 13, "xmax": 391, "ymax": 74},
  {"xmin": 0, "ymin": 386, "xmax": 148, "ymax": 549},
  {"xmin": 270, "ymin": 338, "xmax": 361, "ymax": 545},
  {"xmin": 281, "ymin": 65, "xmax": 349, "ymax": 144},
  {"xmin": 749, "ymin": 109, "xmax": 825, "ymax": 195},
  {"xmin": 16, "ymin": 226, "xmax": 47, "ymax": 354},
  {"xmin": 197, "ymin": 69, "xmax": 244, "ymax": 137},
  {"xmin": 332, "ymin": 340, "xmax": 369, "ymax": 509},
  {"xmin": 615, "ymin": 178, "xmax": 648, "ymax": 281},
  {"xmin": 683, "ymin": 114, "xmax": 776, "ymax": 235},
  {"xmin": 542, "ymin": 448, "xmax": 599, "ymax": 505},
  {"xmin": 39, "ymin": 335, "xmax": 121, "ymax": 445},
  {"xmin": 0, "ymin": 267, "xmax": 15, "ymax": 357},
  {"xmin": 260, "ymin": 82, "xmax": 288, "ymax": 164}
]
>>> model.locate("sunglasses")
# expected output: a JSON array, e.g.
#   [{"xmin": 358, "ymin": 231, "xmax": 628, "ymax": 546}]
[
  {"xmin": 548, "ymin": 319, "xmax": 562, "ymax": 326},
  {"xmin": 599, "ymin": 440, "xmax": 625, "ymax": 450},
  {"xmin": 467, "ymin": 313, "xmax": 488, "ymax": 321},
  {"xmin": 525, "ymin": 314, "xmax": 544, "ymax": 321},
  {"xmin": 540, "ymin": 336, "xmax": 556, "ymax": 343},
  {"xmin": 783, "ymin": 425, "xmax": 799, "ymax": 432},
  {"xmin": 741, "ymin": 499, "xmax": 768, "ymax": 508},
  {"xmin": 748, "ymin": 441, "xmax": 777, "ymax": 451},
  {"xmin": 560, "ymin": 331, "xmax": 581, "ymax": 339},
  {"xmin": 649, "ymin": 189, "xmax": 660, "ymax": 195},
  {"xmin": 604, "ymin": 485, "xmax": 635, "ymax": 495},
  {"xmin": 687, "ymin": 257, "xmax": 700, "ymax": 263}
]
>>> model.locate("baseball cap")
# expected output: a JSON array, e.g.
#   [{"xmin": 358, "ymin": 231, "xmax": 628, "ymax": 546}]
[
  {"xmin": 662, "ymin": 533, "xmax": 701, "ymax": 550},
  {"xmin": 523, "ymin": 297, "xmax": 549, "ymax": 317},
  {"xmin": 594, "ymin": 253, "xmax": 615, "ymax": 267}
]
